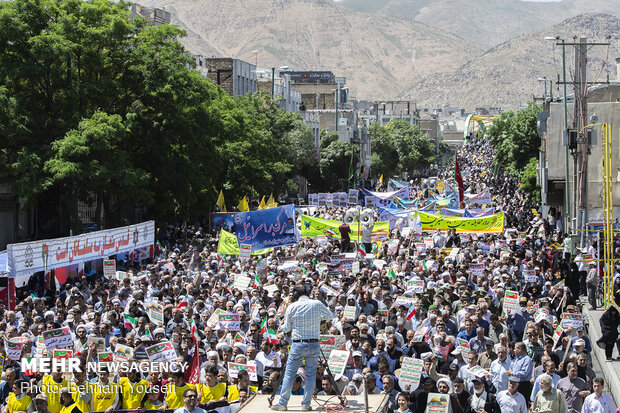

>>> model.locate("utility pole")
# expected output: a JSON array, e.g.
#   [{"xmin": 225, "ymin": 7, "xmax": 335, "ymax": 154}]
[{"xmin": 556, "ymin": 37, "xmax": 610, "ymax": 247}]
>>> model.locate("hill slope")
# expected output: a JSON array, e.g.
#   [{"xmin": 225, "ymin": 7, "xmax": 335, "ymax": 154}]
[{"xmin": 398, "ymin": 13, "xmax": 620, "ymax": 110}]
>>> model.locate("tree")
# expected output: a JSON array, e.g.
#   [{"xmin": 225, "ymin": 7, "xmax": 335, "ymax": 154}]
[
  {"xmin": 319, "ymin": 140, "xmax": 358, "ymax": 192},
  {"xmin": 488, "ymin": 102, "xmax": 541, "ymax": 177},
  {"xmin": 520, "ymin": 157, "xmax": 540, "ymax": 202},
  {"xmin": 368, "ymin": 122, "xmax": 399, "ymax": 179}
]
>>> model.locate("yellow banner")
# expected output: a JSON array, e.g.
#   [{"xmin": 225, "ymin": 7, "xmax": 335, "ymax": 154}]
[
  {"xmin": 300, "ymin": 215, "xmax": 390, "ymax": 241},
  {"xmin": 217, "ymin": 230, "xmax": 273, "ymax": 255},
  {"xmin": 418, "ymin": 211, "xmax": 505, "ymax": 233}
]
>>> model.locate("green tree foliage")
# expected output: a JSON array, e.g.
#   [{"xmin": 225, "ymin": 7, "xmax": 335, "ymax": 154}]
[
  {"xmin": 368, "ymin": 119, "xmax": 436, "ymax": 177},
  {"xmin": 319, "ymin": 138, "xmax": 358, "ymax": 192},
  {"xmin": 0, "ymin": 0, "xmax": 318, "ymax": 228},
  {"xmin": 520, "ymin": 157, "xmax": 540, "ymax": 202},
  {"xmin": 488, "ymin": 102, "xmax": 542, "ymax": 177}
]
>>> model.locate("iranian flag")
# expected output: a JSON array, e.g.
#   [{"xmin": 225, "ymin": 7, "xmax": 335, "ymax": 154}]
[
  {"xmin": 357, "ymin": 246, "xmax": 367, "ymax": 258},
  {"xmin": 252, "ymin": 274, "xmax": 261, "ymax": 288},
  {"xmin": 144, "ymin": 328, "xmax": 154, "ymax": 341},
  {"xmin": 265, "ymin": 328, "xmax": 279, "ymax": 345},
  {"xmin": 259, "ymin": 317, "xmax": 268, "ymax": 334},
  {"xmin": 123, "ymin": 313, "xmax": 137, "ymax": 329},
  {"xmin": 191, "ymin": 318, "xmax": 199, "ymax": 343},
  {"xmin": 177, "ymin": 294, "xmax": 190, "ymax": 309},
  {"xmin": 325, "ymin": 228, "xmax": 336, "ymax": 237},
  {"xmin": 406, "ymin": 302, "xmax": 417, "ymax": 321},
  {"xmin": 75, "ymin": 342, "xmax": 88, "ymax": 356}
]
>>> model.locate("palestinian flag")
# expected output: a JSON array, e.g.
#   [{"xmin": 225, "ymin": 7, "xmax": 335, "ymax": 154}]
[
  {"xmin": 191, "ymin": 318, "xmax": 199, "ymax": 343},
  {"xmin": 259, "ymin": 316, "xmax": 268, "ymax": 334},
  {"xmin": 123, "ymin": 313, "xmax": 137, "ymax": 329},
  {"xmin": 357, "ymin": 246, "xmax": 367, "ymax": 258},
  {"xmin": 252, "ymin": 274, "xmax": 261, "ymax": 288},
  {"xmin": 406, "ymin": 302, "xmax": 417, "ymax": 321},
  {"xmin": 265, "ymin": 328, "xmax": 279, "ymax": 345},
  {"xmin": 387, "ymin": 268, "xmax": 397, "ymax": 281},
  {"xmin": 177, "ymin": 294, "xmax": 190, "ymax": 309}
]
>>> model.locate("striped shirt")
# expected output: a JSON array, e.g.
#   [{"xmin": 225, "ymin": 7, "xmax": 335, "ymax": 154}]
[{"xmin": 282, "ymin": 296, "xmax": 333, "ymax": 340}]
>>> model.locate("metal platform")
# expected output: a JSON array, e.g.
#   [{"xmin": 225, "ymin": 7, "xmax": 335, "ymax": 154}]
[{"xmin": 238, "ymin": 394, "xmax": 389, "ymax": 413}]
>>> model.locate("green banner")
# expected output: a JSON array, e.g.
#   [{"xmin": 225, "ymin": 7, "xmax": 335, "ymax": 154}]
[
  {"xmin": 217, "ymin": 230, "xmax": 273, "ymax": 255},
  {"xmin": 418, "ymin": 211, "xmax": 504, "ymax": 233},
  {"xmin": 300, "ymin": 215, "xmax": 390, "ymax": 241}
]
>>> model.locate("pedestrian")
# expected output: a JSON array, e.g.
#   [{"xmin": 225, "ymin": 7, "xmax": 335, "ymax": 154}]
[
  {"xmin": 556, "ymin": 362, "xmax": 589, "ymax": 412},
  {"xmin": 271, "ymin": 285, "xmax": 333, "ymax": 411},
  {"xmin": 338, "ymin": 219, "xmax": 351, "ymax": 252},
  {"xmin": 586, "ymin": 263, "xmax": 599, "ymax": 310},
  {"xmin": 596, "ymin": 305, "xmax": 620, "ymax": 361},
  {"xmin": 174, "ymin": 388, "xmax": 206, "ymax": 413},
  {"xmin": 531, "ymin": 374, "xmax": 567, "ymax": 413},
  {"xmin": 582, "ymin": 377, "xmax": 615, "ymax": 413},
  {"xmin": 497, "ymin": 377, "xmax": 528, "ymax": 413}
]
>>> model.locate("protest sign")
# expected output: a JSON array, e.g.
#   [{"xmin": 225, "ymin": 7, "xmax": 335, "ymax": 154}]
[
  {"xmin": 417, "ymin": 211, "xmax": 504, "ymax": 233},
  {"xmin": 320, "ymin": 335, "xmax": 347, "ymax": 355},
  {"xmin": 103, "ymin": 260, "xmax": 116, "ymax": 279},
  {"xmin": 407, "ymin": 279, "xmax": 424, "ymax": 294},
  {"xmin": 233, "ymin": 275, "xmax": 251, "ymax": 290},
  {"xmin": 503, "ymin": 290, "xmax": 520, "ymax": 314},
  {"xmin": 4, "ymin": 338, "xmax": 23, "ymax": 360},
  {"xmin": 343, "ymin": 306, "xmax": 357, "ymax": 321},
  {"xmin": 218, "ymin": 313, "xmax": 241, "ymax": 331},
  {"xmin": 88, "ymin": 337, "xmax": 105, "ymax": 352},
  {"xmin": 207, "ymin": 308, "xmax": 227, "ymax": 328},
  {"xmin": 468, "ymin": 365, "xmax": 488, "ymax": 378},
  {"xmin": 523, "ymin": 270, "xmax": 538, "ymax": 283},
  {"xmin": 228, "ymin": 362, "xmax": 258, "ymax": 381},
  {"xmin": 399, "ymin": 357, "xmax": 424, "ymax": 390},
  {"xmin": 146, "ymin": 341, "xmax": 177, "ymax": 363},
  {"xmin": 114, "ymin": 344, "xmax": 134, "ymax": 362},
  {"xmin": 552, "ymin": 325, "xmax": 563, "ymax": 349},
  {"xmin": 457, "ymin": 338, "xmax": 471, "ymax": 356},
  {"xmin": 98, "ymin": 351, "xmax": 114, "ymax": 363},
  {"xmin": 43, "ymin": 327, "xmax": 73, "ymax": 351},
  {"xmin": 534, "ymin": 308, "xmax": 550, "ymax": 324},
  {"xmin": 239, "ymin": 244, "xmax": 252, "ymax": 262},
  {"xmin": 561, "ymin": 313, "xmax": 583, "ymax": 329},
  {"xmin": 426, "ymin": 393, "xmax": 450, "ymax": 413},
  {"xmin": 327, "ymin": 350, "xmax": 350, "ymax": 377},
  {"xmin": 470, "ymin": 263, "xmax": 484, "ymax": 276},
  {"xmin": 264, "ymin": 284, "xmax": 279, "ymax": 298},
  {"xmin": 147, "ymin": 304, "xmax": 164, "ymax": 327}
]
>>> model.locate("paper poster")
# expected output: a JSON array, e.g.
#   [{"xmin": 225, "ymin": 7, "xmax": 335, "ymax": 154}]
[
  {"xmin": 233, "ymin": 275, "xmax": 251, "ymax": 290},
  {"xmin": 407, "ymin": 279, "xmax": 424, "ymax": 293},
  {"xmin": 52, "ymin": 349, "xmax": 73, "ymax": 359},
  {"xmin": 147, "ymin": 303, "xmax": 164, "ymax": 327},
  {"xmin": 115, "ymin": 271, "xmax": 128, "ymax": 281},
  {"xmin": 228, "ymin": 362, "xmax": 258, "ymax": 381},
  {"xmin": 239, "ymin": 244, "xmax": 252, "ymax": 262},
  {"xmin": 43, "ymin": 327, "xmax": 73, "ymax": 351},
  {"xmin": 561, "ymin": 313, "xmax": 583, "ymax": 329},
  {"xmin": 103, "ymin": 260, "xmax": 116, "ymax": 279},
  {"xmin": 320, "ymin": 335, "xmax": 347, "ymax": 355},
  {"xmin": 218, "ymin": 313, "xmax": 241, "ymax": 331},
  {"xmin": 36, "ymin": 336, "xmax": 47, "ymax": 357},
  {"xmin": 503, "ymin": 290, "xmax": 520, "ymax": 314},
  {"xmin": 352, "ymin": 261, "xmax": 360, "ymax": 274},
  {"xmin": 534, "ymin": 308, "xmax": 550, "ymax": 324},
  {"xmin": 426, "ymin": 392, "xmax": 450, "ymax": 413},
  {"xmin": 468, "ymin": 365, "xmax": 488, "ymax": 378},
  {"xmin": 523, "ymin": 270, "xmax": 538, "ymax": 283},
  {"xmin": 88, "ymin": 336, "xmax": 105, "ymax": 352},
  {"xmin": 343, "ymin": 306, "xmax": 357, "ymax": 321},
  {"xmin": 470, "ymin": 263, "xmax": 485, "ymax": 276},
  {"xmin": 457, "ymin": 337, "xmax": 471, "ymax": 355},
  {"xmin": 98, "ymin": 351, "xmax": 114, "ymax": 363},
  {"xmin": 4, "ymin": 338, "xmax": 24, "ymax": 361},
  {"xmin": 327, "ymin": 350, "xmax": 350, "ymax": 377},
  {"xmin": 264, "ymin": 284, "xmax": 279, "ymax": 298},
  {"xmin": 399, "ymin": 357, "xmax": 424, "ymax": 390},
  {"xmin": 146, "ymin": 341, "xmax": 177, "ymax": 363},
  {"xmin": 206, "ymin": 308, "xmax": 227, "ymax": 328},
  {"xmin": 114, "ymin": 344, "xmax": 134, "ymax": 362}
]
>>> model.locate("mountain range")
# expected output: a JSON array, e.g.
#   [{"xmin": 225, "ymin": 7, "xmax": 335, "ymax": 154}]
[{"xmin": 138, "ymin": 0, "xmax": 620, "ymax": 110}]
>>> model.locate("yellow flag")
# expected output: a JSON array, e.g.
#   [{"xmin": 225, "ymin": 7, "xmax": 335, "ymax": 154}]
[
  {"xmin": 217, "ymin": 229, "xmax": 240, "ymax": 255},
  {"xmin": 237, "ymin": 196, "xmax": 250, "ymax": 212},
  {"xmin": 258, "ymin": 196, "xmax": 267, "ymax": 210},
  {"xmin": 266, "ymin": 193, "xmax": 278, "ymax": 208},
  {"xmin": 379, "ymin": 174, "xmax": 384, "ymax": 185},
  {"xmin": 216, "ymin": 190, "xmax": 226, "ymax": 212}
]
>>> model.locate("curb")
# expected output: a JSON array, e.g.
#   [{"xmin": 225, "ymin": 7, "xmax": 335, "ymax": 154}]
[{"xmin": 583, "ymin": 307, "xmax": 620, "ymax": 406}]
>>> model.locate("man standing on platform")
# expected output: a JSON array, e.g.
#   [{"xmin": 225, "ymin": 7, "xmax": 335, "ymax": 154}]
[{"xmin": 272, "ymin": 285, "xmax": 333, "ymax": 412}]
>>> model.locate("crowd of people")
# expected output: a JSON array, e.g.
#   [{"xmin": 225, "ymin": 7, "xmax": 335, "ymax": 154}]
[{"xmin": 1, "ymin": 136, "xmax": 619, "ymax": 413}]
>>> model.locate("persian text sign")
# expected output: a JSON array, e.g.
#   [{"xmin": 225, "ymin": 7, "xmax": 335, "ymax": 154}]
[
  {"xmin": 418, "ymin": 211, "xmax": 504, "ymax": 233},
  {"xmin": 503, "ymin": 290, "xmax": 520, "ymax": 314},
  {"xmin": 43, "ymin": 327, "xmax": 73, "ymax": 351},
  {"xmin": 399, "ymin": 357, "xmax": 424, "ymax": 390},
  {"xmin": 8, "ymin": 221, "xmax": 155, "ymax": 279},
  {"xmin": 234, "ymin": 205, "xmax": 297, "ymax": 251},
  {"xmin": 146, "ymin": 341, "xmax": 177, "ymax": 363}
]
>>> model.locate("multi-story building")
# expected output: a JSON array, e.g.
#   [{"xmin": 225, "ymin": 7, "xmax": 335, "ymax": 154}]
[
  {"xmin": 130, "ymin": 3, "xmax": 171, "ymax": 25},
  {"xmin": 195, "ymin": 58, "xmax": 257, "ymax": 97}
]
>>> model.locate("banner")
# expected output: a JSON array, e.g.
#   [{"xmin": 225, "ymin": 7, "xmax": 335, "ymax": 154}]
[
  {"xmin": 218, "ymin": 313, "xmax": 240, "ymax": 331},
  {"xmin": 503, "ymin": 290, "xmax": 520, "ymax": 314},
  {"xmin": 399, "ymin": 357, "xmax": 424, "ymax": 390},
  {"xmin": 426, "ymin": 393, "xmax": 450, "ymax": 413},
  {"xmin": 8, "ymin": 221, "xmax": 155, "ymax": 279},
  {"xmin": 4, "ymin": 338, "xmax": 24, "ymax": 360},
  {"xmin": 228, "ymin": 362, "xmax": 258, "ymax": 381},
  {"xmin": 43, "ymin": 327, "xmax": 73, "ymax": 351},
  {"xmin": 561, "ymin": 313, "xmax": 583, "ymax": 329},
  {"xmin": 146, "ymin": 303, "xmax": 164, "ymax": 327},
  {"xmin": 417, "ymin": 211, "xmax": 504, "ymax": 233},
  {"xmin": 233, "ymin": 205, "xmax": 297, "ymax": 252},
  {"xmin": 379, "ymin": 208, "xmax": 414, "ymax": 230},
  {"xmin": 361, "ymin": 186, "xmax": 410, "ymax": 208},
  {"xmin": 210, "ymin": 213, "xmax": 236, "ymax": 233},
  {"xmin": 217, "ymin": 230, "xmax": 273, "ymax": 256},
  {"xmin": 465, "ymin": 189, "xmax": 493, "ymax": 205},
  {"xmin": 300, "ymin": 215, "xmax": 389, "ymax": 241},
  {"xmin": 439, "ymin": 208, "xmax": 495, "ymax": 217}
]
